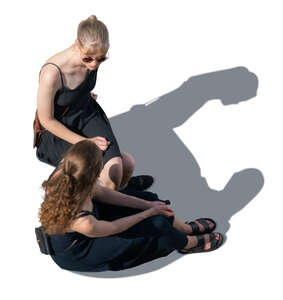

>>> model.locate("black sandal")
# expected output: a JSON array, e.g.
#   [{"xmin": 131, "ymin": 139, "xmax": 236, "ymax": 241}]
[
  {"xmin": 185, "ymin": 218, "xmax": 217, "ymax": 235},
  {"xmin": 178, "ymin": 232, "xmax": 224, "ymax": 254}
]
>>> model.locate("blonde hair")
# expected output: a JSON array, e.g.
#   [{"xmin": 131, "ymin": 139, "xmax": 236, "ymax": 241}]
[{"xmin": 77, "ymin": 15, "xmax": 109, "ymax": 51}]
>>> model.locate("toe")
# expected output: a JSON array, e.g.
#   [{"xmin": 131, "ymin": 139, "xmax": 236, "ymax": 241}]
[
  {"xmin": 207, "ymin": 220, "xmax": 215, "ymax": 230},
  {"xmin": 203, "ymin": 232, "xmax": 220, "ymax": 250},
  {"xmin": 204, "ymin": 234, "xmax": 211, "ymax": 250}
]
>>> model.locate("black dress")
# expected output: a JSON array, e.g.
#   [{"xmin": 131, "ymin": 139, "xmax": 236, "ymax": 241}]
[
  {"xmin": 49, "ymin": 188, "xmax": 188, "ymax": 272},
  {"xmin": 36, "ymin": 62, "xmax": 122, "ymax": 167}
]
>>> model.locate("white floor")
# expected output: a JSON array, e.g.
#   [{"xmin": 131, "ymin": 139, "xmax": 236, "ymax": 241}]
[{"xmin": 1, "ymin": 1, "xmax": 282, "ymax": 299}]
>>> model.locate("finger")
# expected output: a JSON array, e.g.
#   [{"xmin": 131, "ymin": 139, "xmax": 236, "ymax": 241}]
[
  {"xmin": 164, "ymin": 211, "xmax": 174, "ymax": 217},
  {"xmin": 96, "ymin": 137, "xmax": 111, "ymax": 145},
  {"xmin": 99, "ymin": 141, "xmax": 108, "ymax": 147},
  {"xmin": 95, "ymin": 136, "xmax": 107, "ymax": 142},
  {"xmin": 157, "ymin": 201, "xmax": 166, "ymax": 206},
  {"xmin": 163, "ymin": 206, "xmax": 173, "ymax": 212},
  {"xmin": 95, "ymin": 140, "xmax": 109, "ymax": 147},
  {"xmin": 95, "ymin": 141, "xmax": 107, "ymax": 149},
  {"xmin": 159, "ymin": 209, "xmax": 173, "ymax": 216},
  {"xmin": 90, "ymin": 92, "xmax": 97, "ymax": 99}
]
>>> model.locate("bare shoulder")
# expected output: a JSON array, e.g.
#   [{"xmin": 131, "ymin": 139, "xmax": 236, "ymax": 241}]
[
  {"xmin": 39, "ymin": 63, "xmax": 62, "ymax": 91},
  {"xmin": 39, "ymin": 49, "xmax": 68, "ymax": 89},
  {"xmin": 69, "ymin": 214, "xmax": 97, "ymax": 235}
]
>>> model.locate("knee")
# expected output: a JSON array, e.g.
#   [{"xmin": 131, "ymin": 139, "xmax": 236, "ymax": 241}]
[
  {"xmin": 99, "ymin": 158, "xmax": 123, "ymax": 190},
  {"xmin": 102, "ymin": 178, "xmax": 119, "ymax": 190},
  {"xmin": 106, "ymin": 163, "xmax": 123, "ymax": 190},
  {"xmin": 122, "ymin": 152, "xmax": 135, "ymax": 175},
  {"xmin": 150, "ymin": 215, "xmax": 169, "ymax": 230}
]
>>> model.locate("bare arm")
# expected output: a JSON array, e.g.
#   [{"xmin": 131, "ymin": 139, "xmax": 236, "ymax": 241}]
[
  {"xmin": 37, "ymin": 65, "xmax": 110, "ymax": 151},
  {"xmin": 37, "ymin": 65, "xmax": 87, "ymax": 144},
  {"xmin": 95, "ymin": 185, "xmax": 151, "ymax": 210},
  {"xmin": 70, "ymin": 209, "xmax": 154, "ymax": 238},
  {"xmin": 70, "ymin": 202, "xmax": 174, "ymax": 238}
]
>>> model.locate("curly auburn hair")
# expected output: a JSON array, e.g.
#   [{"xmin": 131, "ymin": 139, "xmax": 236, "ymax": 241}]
[{"xmin": 39, "ymin": 140, "xmax": 103, "ymax": 235}]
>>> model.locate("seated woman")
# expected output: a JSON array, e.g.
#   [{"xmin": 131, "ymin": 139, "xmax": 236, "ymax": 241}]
[
  {"xmin": 34, "ymin": 14, "xmax": 152, "ymax": 191},
  {"xmin": 39, "ymin": 140, "xmax": 224, "ymax": 272}
]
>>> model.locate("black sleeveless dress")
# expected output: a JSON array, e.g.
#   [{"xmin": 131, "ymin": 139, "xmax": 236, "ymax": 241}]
[
  {"xmin": 49, "ymin": 189, "xmax": 188, "ymax": 272},
  {"xmin": 36, "ymin": 63, "xmax": 121, "ymax": 167}
]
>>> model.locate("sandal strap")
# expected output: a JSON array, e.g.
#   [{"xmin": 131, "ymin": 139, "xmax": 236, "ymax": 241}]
[
  {"xmin": 196, "ymin": 234, "xmax": 205, "ymax": 248},
  {"xmin": 195, "ymin": 218, "xmax": 212, "ymax": 232},
  {"xmin": 186, "ymin": 235, "xmax": 205, "ymax": 253},
  {"xmin": 187, "ymin": 218, "xmax": 215, "ymax": 234},
  {"xmin": 187, "ymin": 221, "xmax": 200, "ymax": 234}
]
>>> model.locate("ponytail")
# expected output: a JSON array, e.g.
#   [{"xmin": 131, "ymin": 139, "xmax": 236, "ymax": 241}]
[
  {"xmin": 39, "ymin": 140, "xmax": 103, "ymax": 235},
  {"xmin": 40, "ymin": 171, "xmax": 79, "ymax": 235}
]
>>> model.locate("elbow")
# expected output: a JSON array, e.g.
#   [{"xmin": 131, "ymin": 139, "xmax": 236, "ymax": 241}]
[
  {"xmin": 110, "ymin": 222, "xmax": 123, "ymax": 236},
  {"xmin": 38, "ymin": 116, "xmax": 55, "ymax": 131}
]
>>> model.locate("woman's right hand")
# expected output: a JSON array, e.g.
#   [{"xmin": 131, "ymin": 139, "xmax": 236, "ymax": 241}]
[
  {"xmin": 88, "ymin": 136, "xmax": 110, "ymax": 151},
  {"xmin": 148, "ymin": 204, "xmax": 175, "ymax": 218}
]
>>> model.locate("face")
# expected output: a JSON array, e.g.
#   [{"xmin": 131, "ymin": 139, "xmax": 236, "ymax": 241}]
[{"xmin": 78, "ymin": 44, "xmax": 109, "ymax": 70}]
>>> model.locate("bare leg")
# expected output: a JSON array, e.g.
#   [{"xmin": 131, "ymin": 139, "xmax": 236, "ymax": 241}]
[
  {"xmin": 98, "ymin": 152, "xmax": 135, "ymax": 191},
  {"xmin": 50, "ymin": 152, "xmax": 135, "ymax": 191},
  {"xmin": 119, "ymin": 152, "xmax": 135, "ymax": 189},
  {"xmin": 98, "ymin": 157, "xmax": 123, "ymax": 190}
]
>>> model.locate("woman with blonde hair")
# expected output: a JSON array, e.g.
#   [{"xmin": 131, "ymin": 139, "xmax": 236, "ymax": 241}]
[
  {"xmin": 38, "ymin": 140, "xmax": 224, "ymax": 272},
  {"xmin": 34, "ymin": 15, "xmax": 153, "ymax": 191}
]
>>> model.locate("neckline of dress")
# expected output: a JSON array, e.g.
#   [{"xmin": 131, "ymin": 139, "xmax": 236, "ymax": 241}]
[{"xmin": 63, "ymin": 69, "xmax": 91, "ymax": 92}]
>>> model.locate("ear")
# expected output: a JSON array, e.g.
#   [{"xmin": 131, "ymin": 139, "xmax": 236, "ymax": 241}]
[{"xmin": 74, "ymin": 39, "xmax": 80, "ymax": 49}]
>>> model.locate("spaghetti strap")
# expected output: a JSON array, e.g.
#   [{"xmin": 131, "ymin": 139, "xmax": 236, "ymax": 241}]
[
  {"xmin": 39, "ymin": 62, "xmax": 65, "ymax": 89},
  {"xmin": 74, "ymin": 210, "xmax": 93, "ymax": 219}
]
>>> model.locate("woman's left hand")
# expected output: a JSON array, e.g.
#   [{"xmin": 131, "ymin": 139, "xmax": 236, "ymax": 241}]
[
  {"xmin": 90, "ymin": 92, "xmax": 98, "ymax": 101},
  {"xmin": 147, "ymin": 201, "xmax": 169, "ymax": 209}
]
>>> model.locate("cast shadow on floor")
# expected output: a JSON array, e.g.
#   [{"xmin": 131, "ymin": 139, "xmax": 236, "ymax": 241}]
[{"xmin": 73, "ymin": 66, "xmax": 264, "ymax": 278}]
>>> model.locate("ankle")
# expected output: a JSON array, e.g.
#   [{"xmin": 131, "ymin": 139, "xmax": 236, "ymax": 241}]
[
  {"xmin": 184, "ymin": 235, "xmax": 197, "ymax": 250},
  {"xmin": 183, "ymin": 223, "xmax": 193, "ymax": 235}
]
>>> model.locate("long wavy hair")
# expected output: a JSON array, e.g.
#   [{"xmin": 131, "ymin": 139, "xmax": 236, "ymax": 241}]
[{"xmin": 39, "ymin": 140, "xmax": 103, "ymax": 235}]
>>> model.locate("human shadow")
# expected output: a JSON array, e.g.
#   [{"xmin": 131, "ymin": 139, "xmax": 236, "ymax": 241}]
[{"xmin": 74, "ymin": 66, "xmax": 264, "ymax": 278}]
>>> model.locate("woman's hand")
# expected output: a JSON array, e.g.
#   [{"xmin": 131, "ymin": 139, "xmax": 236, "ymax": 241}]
[
  {"xmin": 90, "ymin": 92, "xmax": 98, "ymax": 101},
  {"xmin": 148, "ymin": 203, "xmax": 174, "ymax": 218},
  {"xmin": 88, "ymin": 136, "xmax": 110, "ymax": 151},
  {"xmin": 148, "ymin": 201, "xmax": 170, "ymax": 209}
]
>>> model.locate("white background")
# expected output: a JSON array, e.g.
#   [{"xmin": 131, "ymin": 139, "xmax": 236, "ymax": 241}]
[{"xmin": 1, "ymin": 0, "xmax": 282, "ymax": 299}]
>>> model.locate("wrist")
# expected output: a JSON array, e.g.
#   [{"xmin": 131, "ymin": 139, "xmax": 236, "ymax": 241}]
[
  {"xmin": 144, "ymin": 200, "xmax": 152, "ymax": 210},
  {"xmin": 73, "ymin": 135, "xmax": 88, "ymax": 144},
  {"xmin": 142, "ymin": 208, "xmax": 153, "ymax": 219}
]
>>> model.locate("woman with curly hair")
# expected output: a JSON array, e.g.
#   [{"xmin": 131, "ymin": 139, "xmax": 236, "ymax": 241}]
[
  {"xmin": 39, "ymin": 140, "xmax": 224, "ymax": 272},
  {"xmin": 34, "ymin": 15, "xmax": 153, "ymax": 191}
]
